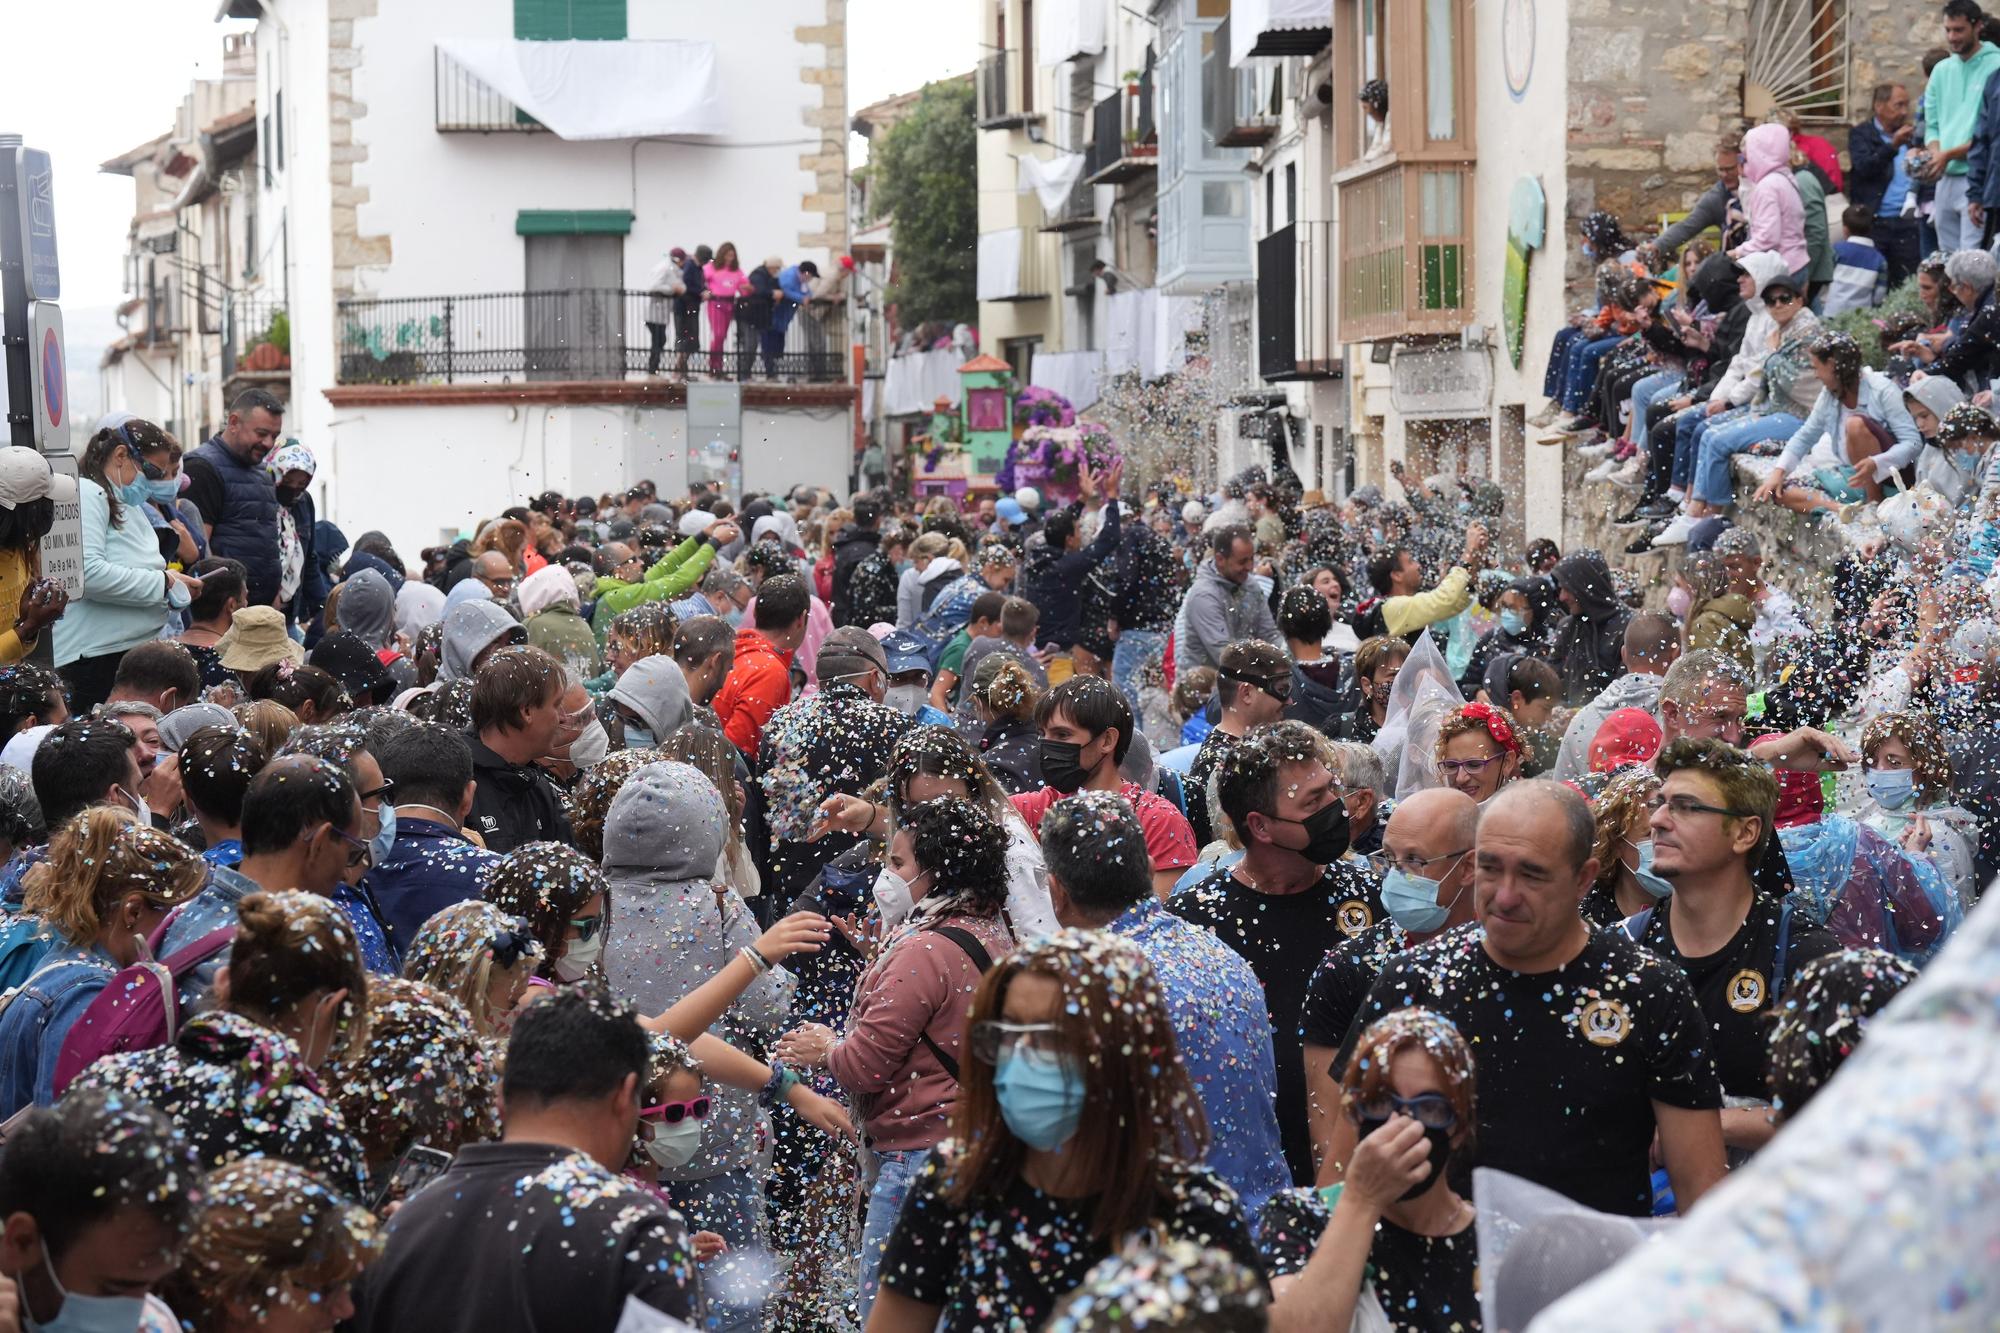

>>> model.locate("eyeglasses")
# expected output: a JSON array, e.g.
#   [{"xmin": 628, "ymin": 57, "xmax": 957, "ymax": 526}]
[
  {"xmin": 1353, "ymin": 1091, "xmax": 1457, "ymax": 1131},
  {"xmin": 570, "ymin": 914, "xmax": 605, "ymax": 944},
  {"xmin": 484, "ymin": 577, "xmax": 517, "ymax": 593},
  {"xmin": 640, "ymin": 1096, "xmax": 711, "ymax": 1126},
  {"xmin": 970, "ymin": 1020, "xmax": 1063, "ymax": 1065},
  {"xmin": 1367, "ymin": 847, "xmax": 1472, "ymax": 878},
  {"xmin": 358, "ymin": 779, "xmax": 396, "ymax": 804},
  {"xmin": 1643, "ymin": 793, "xmax": 1757, "ymax": 819},
  {"xmin": 1436, "ymin": 754, "xmax": 1503, "ymax": 779},
  {"xmin": 330, "ymin": 826, "xmax": 373, "ymax": 870},
  {"xmin": 1766, "ymin": 292, "xmax": 1800, "ymax": 306}
]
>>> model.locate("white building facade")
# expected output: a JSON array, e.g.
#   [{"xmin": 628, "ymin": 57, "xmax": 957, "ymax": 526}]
[{"xmin": 222, "ymin": 0, "xmax": 852, "ymax": 559}]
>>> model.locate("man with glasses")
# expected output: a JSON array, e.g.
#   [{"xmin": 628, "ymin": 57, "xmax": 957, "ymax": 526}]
[
  {"xmin": 1185, "ymin": 640, "xmax": 1291, "ymax": 847},
  {"xmin": 1631, "ymin": 739, "xmax": 1839, "ymax": 1156},
  {"xmin": 1301, "ymin": 787, "xmax": 1478, "ymax": 1182},
  {"xmin": 1332, "ymin": 779, "xmax": 1726, "ymax": 1216},
  {"xmin": 1171, "ymin": 721, "xmax": 1384, "ymax": 1186},
  {"xmin": 469, "ymin": 551, "xmax": 517, "ymax": 605}
]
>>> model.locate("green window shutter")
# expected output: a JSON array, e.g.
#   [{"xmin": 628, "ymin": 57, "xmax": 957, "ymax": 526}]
[
  {"xmin": 516, "ymin": 209, "xmax": 636, "ymax": 236},
  {"xmin": 514, "ymin": 0, "xmax": 626, "ymax": 39}
]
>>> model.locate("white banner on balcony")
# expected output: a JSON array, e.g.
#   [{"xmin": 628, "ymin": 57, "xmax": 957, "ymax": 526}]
[
  {"xmin": 1015, "ymin": 152, "xmax": 1087, "ymax": 214},
  {"xmin": 1104, "ymin": 290, "xmax": 1202, "ymax": 381},
  {"xmin": 882, "ymin": 348, "xmax": 968, "ymax": 418},
  {"xmin": 1036, "ymin": 0, "xmax": 1106, "ymax": 66},
  {"xmin": 437, "ymin": 39, "xmax": 724, "ymax": 140},
  {"xmin": 1030, "ymin": 349, "xmax": 1106, "ymax": 411},
  {"xmin": 977, "ymin": 229, "xmax": 1024, "ymax": 303},
  {"xmin": 1230, "ymin": 0, "xmax": 1333, "ymax": 66}
]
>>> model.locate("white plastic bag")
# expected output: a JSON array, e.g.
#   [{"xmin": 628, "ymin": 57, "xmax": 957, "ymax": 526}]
[{"xmin": 1370, "ymin": 629, "xmax": 1466, "ymax": 800}]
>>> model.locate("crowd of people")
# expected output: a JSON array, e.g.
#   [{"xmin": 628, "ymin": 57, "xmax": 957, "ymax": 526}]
[
  {"xmin": 641, "ymin": 244, "xmax": 845, "ymax": 380},
  {"xmin": 0, "ymin": 123, "xmax": 1995, "ymax": 1319}
]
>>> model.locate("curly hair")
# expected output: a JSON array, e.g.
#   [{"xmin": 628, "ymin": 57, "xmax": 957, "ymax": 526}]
[
  {"xmin": 608, "ymin": 602, "xmax": 678, "ymax": 663},
  {"xmin": 482, "ymin": 841, "xmax": 609, "ymax": 981},
  {"xmin": 1435, "ymin": 702, "xmax": 1523, "ymax": 760},
  {"xmin": 563, "ymin": 746, "xmax": 662, "ymax": 862},
  {"xmin": 399, "ymin": 900, "xmax": 542, "ymax": 1038},
  {"xmin": 901, "ymin": 795, "xmax": 1009, "ymax": 918},
  {"xmin": 1590, "ymin": 765, "xmax": 1662, "ymax": 892},
  {"xmin": 323, "ymin": 975, "xmax": 498, "ymax": 1172},
  {"xmin": 23, "ymin": 809, "xmax": 206, "ymax": 946},
  {"xmin": 972, "ymin": 654, "xmax": 1040, "ymax": 723},
  {"xmin": 1860, "ymin": 711, "xmax": 1954, "ymax": 804},
  {"xmin": 227, "ymin": 889, "xmax": 371, "ymax": 1063}
]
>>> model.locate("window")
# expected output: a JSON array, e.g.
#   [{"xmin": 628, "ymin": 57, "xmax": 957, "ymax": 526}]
[
  {"xmin": 1424, "ymin": 0, "xmax": 1457, "ymax": 141},
  {"xmin": 1000, "ymin": 337, "xmax": 1039, "ymax": 386},
  {"xmin": 1265, "ymin": 172, "xmax": 1275, "ymax": 233},
  {"xmin": 1203, "ymin": 181, "xmax": 1245, "ymax": 217},
  {"xmin": 514, "ymin": 0, "xmax": 626, "ymax": 40},
  {"xmin": 274, "ymin": 89, "xmax": 284, "ymax": 172},
  {"xmin": 1285, "ymin": 163, "xmax": 1297, "ymax": 225},
  {"xmin": 1746, "ymin": 0, "xmax": 1851, "ymax": 120}
]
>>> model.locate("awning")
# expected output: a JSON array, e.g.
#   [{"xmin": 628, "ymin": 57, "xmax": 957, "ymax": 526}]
[
  {"xmin": 1036, "ymin": 0, "xmax": 1105, "ymax": 66},
  {"xmin": 1230, "ymin": 0, "xmax": 1333, "ymax": 66},
  {"xmin": 437, "ymin": 39, "xmax": 724, "ymax": 140}
]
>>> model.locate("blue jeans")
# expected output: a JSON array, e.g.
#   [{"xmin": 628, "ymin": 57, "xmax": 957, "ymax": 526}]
[
  {"xmin": 1543, "ymin": 326, "xmax": 1586, "ymax": 398},
  {"xmin": 662, "ymin": 1168, "xmax": 767, "ymax": 1333},
  {"xmin": 1670, "ymin": 407, "xmax": 1712, "ymax": 492},
  {"xmin": 1112, "ymin": 629, "xmax": 1166, "ymax": 717},
  {"xmin": 1694, "ymin": 410, "xmax": 1804, "ymax": 504},
  {"xmin": 857, "ymin": 1147, "xmax": 929, "ymax": 1321},
  {"xmin": 1563, "ymin": 335, "xmax": 1626, "ymax": 413},
  {"xmin": 1626, "ymin": 371, "xmax": 1682, "ymax": 439}
]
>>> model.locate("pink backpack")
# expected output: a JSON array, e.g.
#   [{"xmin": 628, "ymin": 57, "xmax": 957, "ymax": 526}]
[{"xmin": 49, "ymin": 919, "xmax": 235, "ymax": 1099}]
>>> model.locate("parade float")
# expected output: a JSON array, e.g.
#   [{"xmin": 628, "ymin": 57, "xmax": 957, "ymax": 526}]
[{"xmin": 911, "ymin": 364, "xmax": 1122, "ymax": 504}]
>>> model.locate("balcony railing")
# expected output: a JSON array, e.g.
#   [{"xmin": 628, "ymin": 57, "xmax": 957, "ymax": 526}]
[
  {"xmin": 1085, "ymin": 90, "xmax": 1157, "ymax": 186},
  {"xmin": 1220, "ymin": 66, "xmax": 1278, "ymax": 148},
  {"xmin": 434, "ymin": 47, "xmax": 547, "ymax": 133},
  {"xmin": 224, "ymin": 297, "xmax": 290, "ymax": 380},
  {"xmin": 334, "ymin": 291, "xmax": 850, "ymax": 386},
  {"xmin": 1336, "ymin": 159, "xmax": 1474, "ymax": 344},
  {"xmin": 1296, "ymin": 220, "xmax": 1338, "ymax": 374},
  {"xmin": 977, "ymin": 53, "xmax": 1037, "ymax": 129},
  {"xmin": 1256, "ymin": 222, "xmax": 1339, "ymax": 381}
]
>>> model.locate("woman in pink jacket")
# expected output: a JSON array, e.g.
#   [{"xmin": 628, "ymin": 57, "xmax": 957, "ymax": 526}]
[
  {"xmin": 703, "ymin": 242, "xmax": 749, "ymax": 375},
  {"xmin": 774, "ymin": 796, "xmax": 1015, "ymax": 1321},
  {"xmin": 1736, "ymin": 122, "xmax": 1808, "ymax": 280}
]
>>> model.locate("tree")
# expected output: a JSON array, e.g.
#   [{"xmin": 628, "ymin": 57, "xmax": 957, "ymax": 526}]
[{"xmin": 873, "ymin": 79, "xmax": 978, "ymax": 329}]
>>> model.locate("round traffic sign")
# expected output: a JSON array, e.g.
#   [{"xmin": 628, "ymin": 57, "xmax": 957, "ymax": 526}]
[{"xmin": 40, "ymin": 327, "xmax": 62, "ymax": 427}]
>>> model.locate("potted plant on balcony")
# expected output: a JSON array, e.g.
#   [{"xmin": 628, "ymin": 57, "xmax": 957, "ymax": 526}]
[
  {"xmin": 241, "ymin": 309, "xmax": 290, "ymax": 372},
  {"xmin": 1122, "ymin": 70, "xmax": 1141, "ymax": 95}
]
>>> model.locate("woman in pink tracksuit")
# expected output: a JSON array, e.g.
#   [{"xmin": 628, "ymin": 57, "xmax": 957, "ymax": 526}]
[
  {"xmin": 704, "ymin": 242, "xmax": 749, "ymax": 375},
  {"xmin": 1736, "ymin": 123, "xmax": 1808, "ymax": 281}
]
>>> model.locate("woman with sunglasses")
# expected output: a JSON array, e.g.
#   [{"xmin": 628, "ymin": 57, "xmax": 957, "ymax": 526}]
[
  {"xmin": 482, "ymin": 841, "xmax": 613, "ymax": 985},
  {"xmin": 53, "ymin": 418, "xmax": 205, "ymax": 710},
  {"xmin": 1432, "ymin": 703, "xmax": 1523, "ymax": 805},
  {"xmin": 867, "ymin": 930, "xmax": 1259, "ymax": 1333},
  {"xmin": 1257, "ymin": 1008, "xmax": 1479, "ymax": 1333},
  {"xmin": 398, "ymin": 899, "xmax": 544, "ymax": 1045},
  {"xmin": 777, "ymin": 795, "xmax": 1016, "ymax": 1319}
]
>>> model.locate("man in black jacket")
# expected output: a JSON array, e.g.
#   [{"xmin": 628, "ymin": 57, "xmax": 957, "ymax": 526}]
[
  {"xmin": 1850, "ymin": 82, "xmax": 1922, "ymax": 287},
  {"xmin": 829, "ymin": 493, "xmax": 881, "ymax": 625},
  {"xmin": 1020, "ymin": 461, "xmax": 1123, "ymax": 664},
  {"xmin": 465, "ymin": 646, "xmax": 573, "ymax": 854}
]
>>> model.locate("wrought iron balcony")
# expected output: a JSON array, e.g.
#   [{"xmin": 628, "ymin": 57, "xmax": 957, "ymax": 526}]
[
  {"xmin": 334, "ymin": 290, "xmax": 849, "ymax": 385},
  {"xmin": 977, "ymin": 53, "xmax": 1039, "ymax": 130},
  {"xmin": 434, "ymin": 46, "xmax": 548, "ymax": 133},
  {"xmin": 1085, "ymin": 89, "xmax": 1157, "ymax": 186}
]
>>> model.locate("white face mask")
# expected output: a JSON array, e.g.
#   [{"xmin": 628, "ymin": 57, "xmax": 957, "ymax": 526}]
[
  {"xmin": 567, "ymin": 719, "xmax": 610, "ymax": 768},
  {"xmin": 884, "ymin": 684, "xmax": 928, "ymax": 717},
  {"xmin": 873, "ymin": 868, "xmax": 916, "ymax": 929},
  {"xmin": 553, "ymin": 931, "xmax": 603, "ymax": 982},
  {"xmin": 641, "ymin": 1117, "xmax": 705, "ymax": 1170}
]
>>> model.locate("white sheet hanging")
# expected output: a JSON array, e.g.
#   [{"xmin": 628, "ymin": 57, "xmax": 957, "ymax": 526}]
[
  {"xmin": 1036, "ymin": 0, "xmax": 1106, "ymax": 66},
  {"xmin": 437, "ymin": 39, "xmax": 724, "ymax": 140},
  {"xmin": 1015, "ymin": 152, "xmax": 1087, "ymax": 214},
  {"xmin": 977, "ymin": 229, "xmax": 1025, "ymax": 303},
  {"xmin": 881, "ymin": 348, "xmax": 968, "ymax": 418},
  {"xmin": 1029, "ymin": 349, "xmax": 1106, "ymax": 412}
]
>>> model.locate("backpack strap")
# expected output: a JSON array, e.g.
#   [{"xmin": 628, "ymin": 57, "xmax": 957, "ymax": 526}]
[
  {"xmin": 162, "ymin": 926, "xmax": 237, "ymax": 978},
  {"xmin": 1618, "ymin": 907, "xmax": 1655, "ymax": 943},
  {"xmin": 1771, "ymin": 900, "xmax": 1795, "ymax": 1003},
  {"xmin": 145, "ymin": 902, "xmax": 191, "ymax": 958},
  {"xmin": 916, "ymin": 926, "xmax": 995, "ymax": 1084}
]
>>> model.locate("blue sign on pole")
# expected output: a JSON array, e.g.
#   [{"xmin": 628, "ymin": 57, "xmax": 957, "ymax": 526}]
[{"xmin": 13, "ymin": 149, "xmax": 58, "ymax": 302}]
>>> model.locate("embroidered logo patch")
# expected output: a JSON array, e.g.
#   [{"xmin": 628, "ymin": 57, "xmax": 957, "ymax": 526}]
[
  {"xmin": 1726, "ymin": 968, "xmax": 1767, "ymax": 1013},
  {"xmin": 1579, "ymin": 997, "xmax": 1632, "ymax": 1047}
]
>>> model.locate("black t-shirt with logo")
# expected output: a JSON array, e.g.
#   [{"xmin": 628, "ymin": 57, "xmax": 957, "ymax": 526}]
[
  {"xmin": 1184, "ymin": 728, "xmax": 1242, "ymax": 847},
  {"xmin": 1341, "ymin": 922, "xmax": 1723, "ymax": 1216},
  {"xmin": 1170, "ymin": 860, "xmax": 1385, "ymax": 1186},
  {"xmin": 1634, "ymin": 892, "xmax": 1842, "ymax": 1099},
  {"xmin": 1258, "ymin": 1186, "xmax": 1479, "ymax": 1333},
  {"xmin": 1301, "ymin": 919, "xmax": 1411, "ymax": 1054}
]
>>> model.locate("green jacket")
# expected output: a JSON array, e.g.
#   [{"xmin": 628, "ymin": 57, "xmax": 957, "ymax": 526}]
[
  {"xmin": 1795, "ymin": 169, "xmax": 1834, "ymax": 285},
  {"xmin": 590, "ymin": 536, "xmax": 718, "ymax": 639}
]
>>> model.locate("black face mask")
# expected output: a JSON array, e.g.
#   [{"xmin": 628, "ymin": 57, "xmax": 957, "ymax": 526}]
[
  {"xmin": 1039, "ymin": 737, "xmax": 1094, "ymax": 794},
  {"xmin": 1269, "ymin": 799, "xmax": 1350, "ymax": 864},
  {"xmin": 1355, "ymin": 1115, "xmax": 1454, "ymax": 1201},
  {"xmin": 275, "ymin": 485, "xmax": 306, "ymax": 509}
]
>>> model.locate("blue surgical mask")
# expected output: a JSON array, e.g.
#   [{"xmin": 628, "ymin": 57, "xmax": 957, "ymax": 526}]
[
  {"xmin": 993, "ymin": 1048, "xmax": 1085, "ymax": 1150},
  {"xmin": 114, "ymin": 475, "xmax": 151, "ymax": 509},
  {"xmin": 368, "ymin": 803, "xmax": 398, "ymax": 866},
  {"xmin": 1499, "ymin": 610, "xmax": 1528, "ymax": 636},
  {"xmin": 1864, "ymin": 767, "xmax": 1918, "ymax": 811},
  {"xmin": 623, "ymin": 721, "xmax": 656, "ymax": 750},
  {"xmin": 1379, "ymin": 864, "xmax": 1464, "ymax": 934},
  {"xmin": 30, "ymin": 1247, "xmax": 147, "ymax": 1333},
  {"xmin": 1626, "ymin": 838, "xmax": 1675, "ymax": 899},
  {"xmin": 145, "ymin": 477, "xmax": 180, "ymax": 504},
  {"xmin": 723, "ymin": 607, "xmax": 745, "ymax": 629},
  {"xmin": 1953, "ymin": 448, "xmax": 1985, "ymax": 480}
]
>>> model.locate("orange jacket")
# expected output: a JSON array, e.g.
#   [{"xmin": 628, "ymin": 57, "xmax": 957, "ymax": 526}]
[{"xmin": 714, "ymin": 627, "xmax": 792, "ymax": 755}]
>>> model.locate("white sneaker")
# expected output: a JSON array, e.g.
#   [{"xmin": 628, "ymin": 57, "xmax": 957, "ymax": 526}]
[
  {"xmin": 1577, "ymin": 439, "xmax": 1618, "ymax": 461},
  {"xmin": 1585, "ymin": 456, "xmax": 1621, "ymax": 482},
  {"xmin": 1649, "ymin": 513, "xmax": 1695, "ymax": 547},
  {"xmin": 1609, "ymin": 455, "xmax": 1646, "ymax": 489}
]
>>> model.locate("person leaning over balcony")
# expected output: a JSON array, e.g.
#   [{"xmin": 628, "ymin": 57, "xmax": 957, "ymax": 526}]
[
  {"xmin": 184, "ymin": 387, "xmax": 285, "ymax": 609},
  {"xmin": 54, "ymin": 422, "xmax": 205, "ymax": 713}
]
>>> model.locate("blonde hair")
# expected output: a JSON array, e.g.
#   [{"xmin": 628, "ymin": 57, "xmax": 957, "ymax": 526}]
[
  {"xmin": 399, "ymin": 900, "xmax": 541, "ymax": 1037},
  {"xmin": 1591, "ymin": 766, "xmax": 1662, "ymax": 891},
  {"xmin": 974, "ymin": 655, "xmax": 1040, "ymax": 723},
  {"xmin": 228, "ymin": 890, "xmax": 372, "ymax": 1062},
  {"xmin": 22, "ymin": 810, "xmax": 205, "ymax": 946},
  {"xmin": 233, "ymin": 699, "xmax": 301, "ymax": 753}
]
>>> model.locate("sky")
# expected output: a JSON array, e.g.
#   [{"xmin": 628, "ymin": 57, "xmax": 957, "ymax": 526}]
[{"xmin": 0, "ymin": 0, "xmax": 977, "ymax": 314}]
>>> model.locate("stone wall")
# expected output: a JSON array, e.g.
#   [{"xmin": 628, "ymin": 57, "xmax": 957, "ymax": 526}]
[
  {"xmin": 1563, "ymin": 0, "xmax": 1937, "ymax": 295},
  {"xmin": 329, "ymin": 0, "xmax": 389, "ymax": 300},
  {"xmin": 795, "ymin": 0, "xmax": 849, "ymax": 254}
]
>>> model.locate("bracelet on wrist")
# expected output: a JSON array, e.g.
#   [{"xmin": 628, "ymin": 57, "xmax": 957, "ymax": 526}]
[
  {"xmin": 739, "ymin": 945, "xmax": 772, "ymax": 975},
  {"xmin": 758, "ymin": 1058, "xmax": 803, "ymax": 1109}
]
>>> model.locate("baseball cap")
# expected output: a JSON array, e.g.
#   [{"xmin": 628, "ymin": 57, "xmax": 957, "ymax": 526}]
[
  {"xmin": 817, "ymin": 626, "xmax": 889, "ymax": 682},
  {"xmin": 677, "ymin": 509, "xmax": 716, "ymax": 538},
  {"xmin": 996, "ymin": 497, "xmax": 1027, "ymax": 524},
  {"xmin": 0, "ymin": 448, "xmax": 73, "ymax": 510},
  {"xmin": 877, "ymin": 630, "xmax": 933, "ymax": 677},
  {"xmin": 1589, "ymin": 708, "xmax": 1664, "ymax": 773},
  {"xmin": 1014, "ymin": 487, "xmax": 1042, "ymax": 512}
]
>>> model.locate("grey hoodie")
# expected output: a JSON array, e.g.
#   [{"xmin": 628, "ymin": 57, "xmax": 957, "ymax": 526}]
[
  {"xmin": 340, "ymin": 569, "xmax": 398, "ymax": 651},
  {"xmin": 600, "ymin": 761, "xmax": 793, "ymax": 1183},
  {"xmin": 440, "ymin": 601, "xmax": 524, "ymax": 682},
  {"xmin": 1174, "ymin": 558, "xmax": 1281, "ymax": 674},
  {"xmin": 608, "ymin": 656, "xmax": 693, "ymax": 742}
]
